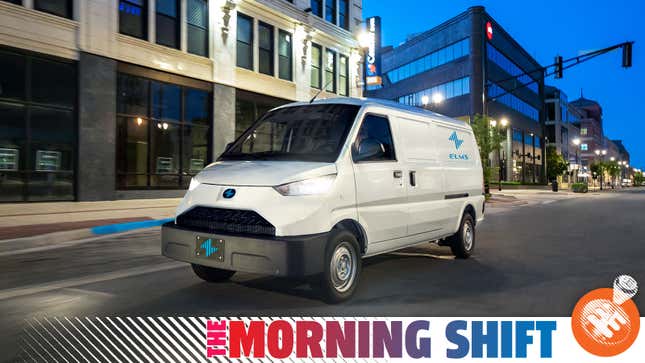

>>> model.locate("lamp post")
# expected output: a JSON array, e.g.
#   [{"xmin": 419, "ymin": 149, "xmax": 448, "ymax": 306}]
[
  {"xmin": 572, "ymin": 138, "xmax": 581, "ymax": 183},
  {"xmin": 594, "ymin": 149, "xmax": 607, "ymax": 190}
]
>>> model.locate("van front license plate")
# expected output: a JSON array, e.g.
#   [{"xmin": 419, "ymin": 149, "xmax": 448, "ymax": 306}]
[{"xmin": 195, "ymin": 236, "xmax": 225, "ymax": 261}]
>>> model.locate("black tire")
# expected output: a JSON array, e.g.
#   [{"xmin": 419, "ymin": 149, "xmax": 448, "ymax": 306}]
[
  {"xmin": 316, "ymin": 230, "xmax": 362, "ymax": 304},
  {"xmin": 448, "ymin": 213, "xmax": 476, "ymax": 259},
  {"xmin": 191, "ymin": 264, "xmax": 235, "ymax": 282}
]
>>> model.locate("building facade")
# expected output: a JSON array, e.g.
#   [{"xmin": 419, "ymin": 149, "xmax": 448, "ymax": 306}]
[
  {"xmin": 0, "ymin": 0, "xmax": 363, "ymax": 202},
  {"xmin": 366, "ymin": 6, "xmax": 546, "ymax": 183},
  {"xmin": 545, "ymin": 86, "xmax": 582, "ymax": 182},
  {"xmin": 570, "ymin": 97, "xmax": 604, "ymax": 172}
]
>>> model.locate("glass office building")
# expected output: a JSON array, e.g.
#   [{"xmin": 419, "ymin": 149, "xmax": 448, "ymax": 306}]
[{"xmin": 368, "ymin": 6, "xmax": 546, "ymax": 183}]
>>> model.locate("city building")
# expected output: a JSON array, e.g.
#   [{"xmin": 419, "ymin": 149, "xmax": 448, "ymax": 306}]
[
  {"xmin": 570, "ymin": 96, "xmax": 604, "ymax": 172},
  {"xmin": 366, "ymin": 6, "xmax": 546, "ymax": 183},
  {"xmin": 0, "ymin": 0, "xmax": 363, "ymax": 202},
  {"xmin": 545, "ymin": 86, "xmax": 582, "ymax": 183}
]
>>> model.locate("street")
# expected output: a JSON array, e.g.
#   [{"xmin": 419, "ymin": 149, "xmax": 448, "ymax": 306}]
[{"xmin": 1, "ymin": 189, "xmax": 644, "ymax": 360}]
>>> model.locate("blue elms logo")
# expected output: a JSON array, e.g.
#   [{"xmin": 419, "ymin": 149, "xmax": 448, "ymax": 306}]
[
  {"xmin": 223, "ymin": 188, "xmax": 236, "ymax": 199},
  {"xmin": 449, "ymin": 131, "xmax": 464, "ymax": 150},
  {"xmin": 200, "ymin": 239, "xmax": 219, "ymax": 257}
]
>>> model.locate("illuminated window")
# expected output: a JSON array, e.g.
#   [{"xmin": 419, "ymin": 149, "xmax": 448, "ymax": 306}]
[
  {"xmin": 581, "ymin": 143, "xmax": 588, "ymax": 151},
  {"xmin": 580, "ymin": 127, "xmax": 587, "ymax": 135}
]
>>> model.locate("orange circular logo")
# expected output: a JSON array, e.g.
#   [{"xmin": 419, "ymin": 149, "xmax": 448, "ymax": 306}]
[{"xmin": 571, "ymin": 276, "xmax": 640, "ymax": 357}]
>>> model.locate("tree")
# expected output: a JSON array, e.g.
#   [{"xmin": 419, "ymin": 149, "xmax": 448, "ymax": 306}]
[
  {"xmin": 634, "ymin": 171, "xmax": 644, "ymax": 186},
  {"xmin": 471, "ymin": 114, "xmax": 506, "ymax": 187},
  {"xmin": 605, "ymin": 161, "xmax": 621, "ymax": 186},
  {"xmin": 590, "ymin": 162, "xmax": 606, "ymax": 180},
  {"xmin": 546, "ymin": 145, "xmax": 568, "ymax": 182}
]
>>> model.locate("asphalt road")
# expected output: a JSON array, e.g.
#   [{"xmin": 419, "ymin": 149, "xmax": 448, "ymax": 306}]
[{"xmin": 2, "ymin": 189, "xmax": 644, "ymax": 360}]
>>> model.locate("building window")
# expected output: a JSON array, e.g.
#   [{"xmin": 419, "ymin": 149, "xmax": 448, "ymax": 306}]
[
  {"xmin": 35, "ymin": 0, "xmax": 72, "ymax": 19},
  {"xmin": 236, "ymin": 13, "xmax": 253, "ymax": 70},
  {"xmin": 187, "ymin": 0, "xmax": 208, "ymax": 56},
  {"xmin": 386, "ymin": 38, "xmax": 470, "ymax": 84},
  {"xmin": 116, "ymin": 73, "xmax": 211, "ymax": 189},
  {"xmin": 235, "ymin": 90, "xmax": 289, "ymax": 137},
  {"xmin": 398, "ymin": 77, "xmax": 470, "ymax": 107},
  {"xmin": 339, "ymin": 0, "xmax": 349, "ymax": 30},
  {"xmin": 310, "ymin": 0, "xmax": 322, "ymax": 17},
  {"xmin": 119, "ymin": 0, "xmax": 147, "ymax": 39},
  {"xmin": 487, "ymin": 43, "xmax": 539, "ymax": 94},
  {"xmin": 580, "ymin": 127, "xmax": 588, "ymax": 135},
  {"xmin": 488, "ymin": 82, "xmax": 539, "ymax": 121},
  {"xmin": 581, "ymin": 143, "xmax": 588, "ymax": 151},
  {"xmin": 258, "ymin": 22, "xmax": 274, "ymax": 76},
  {"xmin": 339, "ymin": 54, "xmax": 349, "ymax": 96},
  {"xmin": 0, "ymin": 49, "xmax": 76, "ymax": 202},
  {"xmin": 325, "ymin": 0, "xmax": 336, "ymax": 25},
  {"xmin": 2, "ymin": 0, "xmax": 23, "ymax": 4},
  {"xmin": 310, "ymin": 43, "xmax": 322, "ymax": 89},
  {"xmin": 278, "ymin": 30, "xmax": 293, "ymax": 81},
  {"xmin": 156, "ymin": 0, "xmax": 180, "ymax": 49},
  {"xmin": 325, "ymin": 49, "xmax": 337, "ymax": 93}
]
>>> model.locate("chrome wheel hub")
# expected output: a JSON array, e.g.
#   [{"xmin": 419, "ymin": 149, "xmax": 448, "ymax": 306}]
[
  {"xmin": 463, "ymin": 222, "xmax": 474, "ymax": 251},
  {"xmin": 330, "ymin": 242, "xmax": 357, "ymax": 293}
]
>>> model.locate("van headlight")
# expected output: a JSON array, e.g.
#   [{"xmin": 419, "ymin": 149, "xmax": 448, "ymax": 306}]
[
  {"xmin": 188, "ymin": 177, "xmax": 200, "ymax": 191},
  {"xmin": 274, "ymin": 174, "xmax": 336, "ymax": 196}
]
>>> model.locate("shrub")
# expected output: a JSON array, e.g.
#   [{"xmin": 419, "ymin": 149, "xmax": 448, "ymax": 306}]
[{"xmin": 572, "ymin": 182, "xmax": 588, "ymax": 193}]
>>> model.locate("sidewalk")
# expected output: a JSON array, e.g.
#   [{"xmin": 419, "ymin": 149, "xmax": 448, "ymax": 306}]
[{"xmin": 0, "ymin": 198, "xmax": 180, "ymax": 240}]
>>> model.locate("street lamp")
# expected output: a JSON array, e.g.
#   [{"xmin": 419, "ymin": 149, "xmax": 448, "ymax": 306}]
[
  {"xmin": 490, "ymin": 118, "xmax": 510, "ymax": 191},
  {"xmin": 572, "ymin": 138, "xmax": 581, "ymax": 183},
  {"xmin": 421, "ymin": 93, "xmax": 444, "ymax": 110}
]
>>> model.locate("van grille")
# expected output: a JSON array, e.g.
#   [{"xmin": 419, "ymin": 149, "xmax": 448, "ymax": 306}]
[{"xmin": 176, "ymin": 206, "xmax": 276, "ymax": 236}]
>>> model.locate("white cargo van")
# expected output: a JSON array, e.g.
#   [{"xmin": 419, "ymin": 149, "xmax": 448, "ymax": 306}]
[{"xmin": 162, "ymin": 98, "xmax": 485, "ymax": 302}]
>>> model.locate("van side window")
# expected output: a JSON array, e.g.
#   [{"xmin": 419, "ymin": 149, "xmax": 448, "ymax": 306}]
[{"xmin": 352, "ymin": 115, "xmax": 396, "ymax": 162}]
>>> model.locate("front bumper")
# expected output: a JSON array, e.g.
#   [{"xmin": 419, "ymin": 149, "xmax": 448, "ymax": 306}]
[{"xmin": 161, "ymin": 222, "xmax": 328, "ymax": 277}]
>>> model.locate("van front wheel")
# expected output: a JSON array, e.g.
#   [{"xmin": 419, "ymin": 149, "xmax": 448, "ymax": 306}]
[
  {"xmin": 448, "ymin": 213, "xmax": 475, "ymax": 259},
  {"xmin": 316, "ymin": 230, "xmax": 362, "ymax": 304}
]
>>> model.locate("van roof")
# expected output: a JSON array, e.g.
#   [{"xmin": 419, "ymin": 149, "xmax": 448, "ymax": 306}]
[{"xmin": 276, "ymin": 97, "xmax": 470, "ymax": 128}]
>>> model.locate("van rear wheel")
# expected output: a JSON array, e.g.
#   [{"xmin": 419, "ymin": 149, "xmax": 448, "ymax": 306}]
[
  {"xmin": 448, "ymin": 213, "xmax": 475, "ymax": 259},
  {"xmin": 316, "ymin": 230, "xmax": 362, "ymax": 304},
  {"xmin": 191, "ymin": 264, "xmax": 235, "ymax": 282}
]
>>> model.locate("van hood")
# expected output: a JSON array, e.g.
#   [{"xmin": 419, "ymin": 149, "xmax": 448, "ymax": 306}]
[{"xmin": 195, "ymin": 161, "xmax": 338, "ymax": 187}]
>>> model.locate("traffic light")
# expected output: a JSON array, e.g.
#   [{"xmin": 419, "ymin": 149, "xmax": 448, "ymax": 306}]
[
  {"xmin": 554, "ymin": 55, "xmax": 563, "ymax": 79},
  {"xmin": 622, "ymin": 42, "xmax": 633, "ymax": 68}
]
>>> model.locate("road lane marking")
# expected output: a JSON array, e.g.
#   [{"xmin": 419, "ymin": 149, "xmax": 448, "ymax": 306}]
[{"xmin": 0, "ymin": 262, "xmax": 185, "ymax": 301}]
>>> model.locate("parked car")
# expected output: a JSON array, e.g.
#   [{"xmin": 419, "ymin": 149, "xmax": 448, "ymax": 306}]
[{"xmin": 161, "ymin": 98, "xmax": 485, "ymax": 303}]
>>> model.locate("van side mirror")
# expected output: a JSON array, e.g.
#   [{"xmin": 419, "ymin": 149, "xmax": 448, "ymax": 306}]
[{"xmin": 354, "ymin": 138, "xmax": 385, "ymax": 162}]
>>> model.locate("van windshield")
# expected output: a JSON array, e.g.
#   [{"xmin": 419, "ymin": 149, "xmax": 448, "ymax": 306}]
[{"xmin": 219, "ymin": 104, "xmax": 360, "ymax": 162}]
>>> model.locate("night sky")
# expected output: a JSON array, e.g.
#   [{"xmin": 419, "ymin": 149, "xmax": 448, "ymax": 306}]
[{"xmin": 363, "ymin": 0, "xmax": 644, "ymax": 168}]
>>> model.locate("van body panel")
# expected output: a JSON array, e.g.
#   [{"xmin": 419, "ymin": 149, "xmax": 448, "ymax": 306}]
[
  {"xmin": 162, "ymin": 98, "xmax": 485, "ymax": 280},
  {"xmin": 196, "ymin": 161, "xmax": 337, "ymax": 186}
]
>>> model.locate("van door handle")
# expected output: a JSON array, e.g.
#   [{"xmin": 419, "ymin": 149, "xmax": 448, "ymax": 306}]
[
  {"xmin": 409, "ymin": 171, "xmax": 416, "ymax": 187},
  {"xmin": 393, "ymin": 170, "xmax": 402, "ymax": 178}
]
